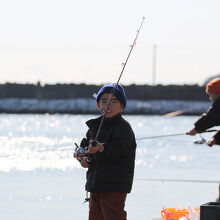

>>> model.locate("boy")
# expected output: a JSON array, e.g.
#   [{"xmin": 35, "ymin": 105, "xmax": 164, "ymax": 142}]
[
  {"xmin": 80, "ymin": 83, "xmax": 136, "ymax": 220},
  {"xmin": 187, "ymin": 78, "xmax": 220, "ymax": 146}
]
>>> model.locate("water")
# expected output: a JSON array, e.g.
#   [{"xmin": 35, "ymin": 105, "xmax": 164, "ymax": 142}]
[{"xmin": 1, "ymin": 114, "xmax": 220, "ymax": 220}]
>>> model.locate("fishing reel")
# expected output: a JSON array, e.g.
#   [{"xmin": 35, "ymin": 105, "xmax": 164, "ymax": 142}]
[
  {"xmin": 73, "ymin": 138, "xmax": 89, "ymax": 162},
  {"xmin": 73, "ymin": 145, "xmax": 87, "ymax": 161},
  {"xmin": 193, "ymin": 134, "xmax": 206, "ymax": 145},
  {"xmin": 193, "ymin": 138, "xmax": 206, "ymax": 144}
]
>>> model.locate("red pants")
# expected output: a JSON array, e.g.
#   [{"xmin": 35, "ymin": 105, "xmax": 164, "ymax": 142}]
[{"xmin": 88, "ymin": 192, "xmax": 127, "ymax": 220}]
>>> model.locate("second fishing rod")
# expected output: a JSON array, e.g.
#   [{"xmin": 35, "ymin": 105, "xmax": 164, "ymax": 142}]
[{"xmin": 136, "ymin": 129, "xmax": 219, "ymax": 141}]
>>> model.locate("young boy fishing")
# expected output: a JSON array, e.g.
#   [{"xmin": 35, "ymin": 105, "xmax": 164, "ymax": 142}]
[
  {"xmin": 79, "ymin": 83, "xmax": 137, "ymax": 220},
  {"xmin": 187, "ymin": 77, "xmax": 220, "ymax": 146}
]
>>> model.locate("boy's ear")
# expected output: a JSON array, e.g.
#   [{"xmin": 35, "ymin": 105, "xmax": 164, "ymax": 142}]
[{"xmin": 121, "ymin": 103, "xmax": 124, "ymax": 110}]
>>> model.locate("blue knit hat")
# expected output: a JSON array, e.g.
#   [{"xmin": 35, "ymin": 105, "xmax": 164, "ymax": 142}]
[{"xmin": 96, "ymin": 84, "xmax": 127, "ymax": 108}]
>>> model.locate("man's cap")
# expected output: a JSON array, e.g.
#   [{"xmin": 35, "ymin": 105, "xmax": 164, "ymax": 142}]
[{"xmin": 206, "ymin": 78, "xmax": 220, "ymax": 95}]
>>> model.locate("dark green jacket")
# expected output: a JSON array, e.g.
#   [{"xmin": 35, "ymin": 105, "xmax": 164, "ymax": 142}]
[
  {"xmin": 84, "ymin": 113, "xmax": 136, "ymax": 193},
  {"xmin": 194, "ymin": 96, "xmax": 220, "ymax": 144}
]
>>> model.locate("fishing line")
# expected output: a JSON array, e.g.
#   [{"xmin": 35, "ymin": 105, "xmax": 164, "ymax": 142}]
[
  {"xmin": 135, "ymin": 178, "xmax": 220, "ymax": 184},
  {"xmin": 93, "ymin": 17, "xmax": 145, "ymax": 142},
  {"xmin": 156, "ymin": 138, "xmax": 194, "ymax": 144},
  {"xmin": 32, "ymin": 129, "xmax": 219, "ymax": 152}
]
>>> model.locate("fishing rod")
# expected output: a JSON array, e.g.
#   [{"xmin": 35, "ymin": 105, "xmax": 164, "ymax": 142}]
[
  {"xmin": 78, "ymin": 19, "xmax": 145, "ymax": 203},
  {"xmin": 135, "ymin": 178, "xmax": 220, "ymax": 184},
  {"xmin": 136, "ymin": 129, "xmax": 219, "ymax": 141},
  {"xmin": 163, "ymin": 109, "xmax": 189, "ymax": 117},
  {"xmin": 93, "ymin": 17, "xmax": 145, "ymax": 143}
]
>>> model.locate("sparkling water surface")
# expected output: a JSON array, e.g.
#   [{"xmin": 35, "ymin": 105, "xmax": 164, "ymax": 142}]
[{"xmin": 1, "ymin": 114, "xmax": 220, "ymax": 220}]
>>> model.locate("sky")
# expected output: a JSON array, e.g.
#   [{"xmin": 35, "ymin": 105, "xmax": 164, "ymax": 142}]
[{"xmin": 0, "ymin": 0, "xmax": 220, "ymax": 85}]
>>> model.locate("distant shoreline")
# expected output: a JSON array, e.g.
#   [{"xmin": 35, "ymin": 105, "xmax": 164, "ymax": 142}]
[
  {"xmin": 0, "ymin": 98, "xmax": 209, "ymax": 115},
  {"xmin": 0, "ymin": 112, "xmax": 201, "ymax": 116}
]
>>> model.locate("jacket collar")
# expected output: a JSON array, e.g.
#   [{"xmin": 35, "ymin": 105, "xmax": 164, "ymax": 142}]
[{"xmin": 213, "ymin": 96, "xmax": 220, "ymax": 106}]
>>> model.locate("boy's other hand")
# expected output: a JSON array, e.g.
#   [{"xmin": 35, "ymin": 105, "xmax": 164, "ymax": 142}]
[
  {"xmin": 81, "ymin": 158, "xmax": 89, "ymax": 168},
  {"xmin": 88, "ymin": 140, "xmax": 104, "ymax": 154},
  {"xmin": 187, "ymin": 128, "xmax": 197, "ymax": 136},
  {"xmin": 207, "ymin": 137, "xmax": 216, "ymax": 147}
]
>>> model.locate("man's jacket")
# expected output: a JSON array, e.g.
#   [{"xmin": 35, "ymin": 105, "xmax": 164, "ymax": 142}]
[{"xmin": 194, "ymin": 97, "xmax": 220, "ymax": 144}]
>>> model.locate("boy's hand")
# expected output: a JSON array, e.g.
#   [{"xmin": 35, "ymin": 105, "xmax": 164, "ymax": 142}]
[
  {"xmin": 88, "ymin": 140, "xmax": 104, "ymax": 154},
  {"xmin": 207, "ymin": 137, "xmax": 216, "ymax": 147},
  {"xmin": 81, "ymin": 158, "xmax": 89, "ymax": 168},
  {"xmin": 187, "ymin": 128, "xmax": 197, "ymax": 136}
]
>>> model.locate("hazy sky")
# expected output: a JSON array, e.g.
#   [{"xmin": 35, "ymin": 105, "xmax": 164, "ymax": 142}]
[{"xmin": 0, "ymin": 0, "xmax": 220, "ymax": 85}]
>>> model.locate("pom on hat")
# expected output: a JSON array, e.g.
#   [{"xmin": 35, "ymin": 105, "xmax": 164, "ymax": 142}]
[
  {"xmin": 206, "ymin": 78, "xmax": 220, "ymax": 95},
  {"xmin": 96, "ymin": 84, "xmax": 127, "ymax": 108}
]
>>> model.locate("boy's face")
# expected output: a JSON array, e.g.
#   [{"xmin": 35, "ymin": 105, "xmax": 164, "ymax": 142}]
[
  {"xmin": 96, "ymin": 93, "xmax": 124, "ymax": 118},
  {"xmin": 208, "ymin": 93, "xmax": 219, "ymax": 102}
]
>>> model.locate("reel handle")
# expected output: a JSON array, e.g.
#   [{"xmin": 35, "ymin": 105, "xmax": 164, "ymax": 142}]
[{"xmin": 91, "ymin": 140, "xmax": 97, "ymax": 147}]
